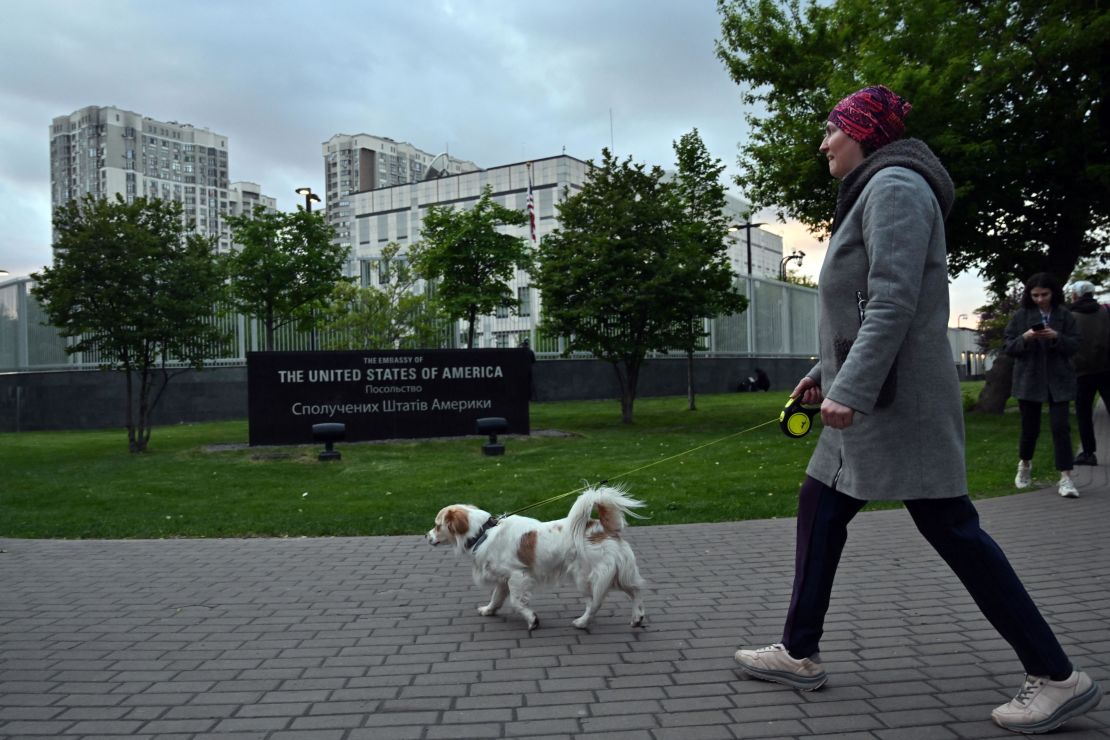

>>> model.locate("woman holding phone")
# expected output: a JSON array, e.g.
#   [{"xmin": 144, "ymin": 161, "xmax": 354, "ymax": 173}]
[{"xmin": 1003, "ymin": 273, "xmax": 1081, "ymax": 497}]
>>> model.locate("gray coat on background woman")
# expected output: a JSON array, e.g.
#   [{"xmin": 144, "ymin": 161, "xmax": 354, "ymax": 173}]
[{"xmin": 1003, "ymin": 306, "xmax": 1080, "ymax": 402}]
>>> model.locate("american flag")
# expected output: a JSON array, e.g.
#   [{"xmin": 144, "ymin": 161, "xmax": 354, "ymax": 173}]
[{"xmin": 526, "ymin": 162, "xmax": 537, "ymax": 245}]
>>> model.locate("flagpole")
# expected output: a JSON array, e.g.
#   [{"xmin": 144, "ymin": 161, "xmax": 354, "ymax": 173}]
[{"xmin": 526, "ymin": 161, "xmax": 537, "ymax": 247}]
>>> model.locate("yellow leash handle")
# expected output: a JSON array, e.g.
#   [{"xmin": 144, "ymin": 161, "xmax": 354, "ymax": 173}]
[{"xmin": 779, "ymin": 395, "xmax": 819, "ymax": 438}]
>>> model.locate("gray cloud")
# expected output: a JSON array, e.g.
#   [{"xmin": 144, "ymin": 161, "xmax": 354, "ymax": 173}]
[{"xmin": 1, "ymin": 0, "xmax": 757, "ymax": 275}]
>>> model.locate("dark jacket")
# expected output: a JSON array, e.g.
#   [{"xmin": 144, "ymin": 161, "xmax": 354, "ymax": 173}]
[
  {"xmin": 1003, "ymin": 306, "xmax": 1080, "ymax": 402},
  {"xmin": 1068, "ymin": 296, "xmax": 1110, "ymax": 377}
]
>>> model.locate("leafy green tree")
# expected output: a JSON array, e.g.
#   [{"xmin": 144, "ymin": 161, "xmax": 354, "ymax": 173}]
[
  {"xmin": 319, "ymin": 242, "xmax": 446, "ymax": 349},
  {"xmin": 31, "ymin": 195, "xmax": 229, "ymax": 452},
  {"xmin": 970, "ymin": 284, "xmax": 1024, "ymax": 413},
  {"xmin": 670, "ymin": 129, "xmax": 749, "ymax": 410},
  {"xmin": 532, "ymin": 149, "xmax": 689, "ymax": 424},
  {"xmin": 411, "ymin": 185, "xmax": 530, "ymax": 348},
  {"xmin": 782, "ymin": 270, "xmax": 816, "ymax": 289},
  {"xmin": 224, "ymin": 207, "xmax": 345, "ymax": 351},
  {"xmin": 715, "ymin": 0, "xmax": 1110, "ymax": 294}
]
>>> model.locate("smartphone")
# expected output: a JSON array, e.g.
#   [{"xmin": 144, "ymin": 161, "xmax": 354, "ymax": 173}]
[{"xmin": 1031, "ymin": 322, "xmax": 1045, "ymax": 331}]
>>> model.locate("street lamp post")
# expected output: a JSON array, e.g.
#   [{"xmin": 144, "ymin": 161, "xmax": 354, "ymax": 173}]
[
  {"xmin": 729, "ymin": 221, "xmax": 766, "ymax": 275},
  {"xmin": 957, "ymin": 313, "xmax": 969, "ymax": 328},
  {"xmin": 295, "ymin": 187, "xmax": 320, "ymax": 212},
  {"xmin": 779, "ymin": 250, "xmax": 805, "ymax": 281},
  {"xmin": 294, "ymin": 188, "xmax": 321, "ymax": 351}
]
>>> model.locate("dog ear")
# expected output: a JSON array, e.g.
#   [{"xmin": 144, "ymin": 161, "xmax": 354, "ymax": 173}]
[
  {"xmin": 444, "ymin": 506, "xmax": 471, "ymax": 536},
  {"xmin": 595, "ymin": 503, "xmax": 623, "ymax": 533}
]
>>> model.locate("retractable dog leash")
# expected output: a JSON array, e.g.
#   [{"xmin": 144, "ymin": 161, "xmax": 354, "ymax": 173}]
[
  {"xmin": 779, "ymin": 396, "xmax": 820, "ymax": 439},
  {"xmin": 498, "ymin": 395, "xmax": 820, "ymax": 521}
]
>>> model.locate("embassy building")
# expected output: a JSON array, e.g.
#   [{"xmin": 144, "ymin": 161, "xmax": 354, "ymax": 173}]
[
  {"xmin": 338, "ymin": 154, "xmax": 591, "ymax": 349},
  {"xmin": 335, "ymin": 147, "xmax": 786, "ymax": 349}
]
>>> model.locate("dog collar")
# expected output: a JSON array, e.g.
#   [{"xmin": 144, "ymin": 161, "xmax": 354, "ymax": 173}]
[{"xmin": 465, "ymin": 516, "xmax": 499, "ymax": 552}]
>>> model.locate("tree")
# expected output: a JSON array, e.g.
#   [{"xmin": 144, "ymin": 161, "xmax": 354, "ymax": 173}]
[
  {"xmin": 715, "ymin": 0, "xmax": 1110, "ymax": 294},
  {"xmin": 670, "ymin": 129, "xmax": 749, "ymax": 411},
  {"xmin": 224, "ymin": 207, "xmax": 345, "ymax": 351},
  {"xmin": 782, "ymin": 270, "xmax": 817, "ymax": 289},
  {"xmin": 411, "ymin": 186, "xmax": 530, "ymax": 348},
  {"xmin": 318, "ymin": 242, "xmax": 446, "ymax": 349},
  {"xmin": 31, "ymin": 195, "xmax": 228, "ymax": 452},
  {"xmin": 970, "ymin": 284, "xmax": 1024, "ymax": 413},
  {"xmin": 532, "ymin": 149, "xmax": 689, "ymax": 424}
]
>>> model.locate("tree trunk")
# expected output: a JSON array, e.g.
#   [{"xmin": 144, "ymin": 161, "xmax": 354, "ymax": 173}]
[
  {"xmin": 614, "ymin": 358, "xmax": 641, "ymax": 424},
  {"xmin": 686, "ymin": 349, "xmax": 696, "ymax": 411},
  {"xmin": 125, "ymin": 366, "xmax": 138, "ymax": 452},
  {"xmin": 136, "ymin": 365, "xmax": 152, "ymax": 453},
  {"xmin": 974, "ymin": 353, "xmax": 1013, "ymax": 414},
  {"xmin": 265, "ymin": 315, "xmax": 276, "ymax": 352}
]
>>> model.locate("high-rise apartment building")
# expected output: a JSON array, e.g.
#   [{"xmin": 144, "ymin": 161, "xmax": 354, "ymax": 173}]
[
  {"xmin": 322, "ymin": 133, "xmax": 480, "ymax": 249},
  {"xmin": 228, "ymin": 181, "xmax": 277, "ymax": 219},
  {"xmin": 49, "ymin": 105, "xmax": 272, "ymax": 253}
]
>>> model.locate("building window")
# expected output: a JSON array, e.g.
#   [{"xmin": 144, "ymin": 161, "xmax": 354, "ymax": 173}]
[{"xmin": 517, "ymin": 286, "xmax": 532, "ymax": 317}]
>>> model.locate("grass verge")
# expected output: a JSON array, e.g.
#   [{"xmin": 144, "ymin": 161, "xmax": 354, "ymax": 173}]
[{"xmin": 1, "ymin": 384, "xmax": 1044, "ymax": 538}]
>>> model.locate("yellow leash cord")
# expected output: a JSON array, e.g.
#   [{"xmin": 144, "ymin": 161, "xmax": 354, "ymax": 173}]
[{"xmin": 500, "ymin": 416, "xmax": 781, "ymax": 519}]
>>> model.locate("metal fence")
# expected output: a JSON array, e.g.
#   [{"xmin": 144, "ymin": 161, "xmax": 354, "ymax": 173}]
[{"xmin": 0, "ymin": 275, "xmax": 819, "ymax": 372}]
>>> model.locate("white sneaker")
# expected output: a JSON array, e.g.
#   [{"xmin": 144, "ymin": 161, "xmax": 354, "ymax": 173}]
[
  {"xmin": 992, "ymin": 670, "xmax": 1102, "ymax": 734},
  {"xmin": 733, "ymin": 643, "xmax": 827, "ymax": 690},
  {"xmin": 1015, "ymin": 462, "xmax": 1032, "ymax": 488},
  {"xmin": 1058, "ymin": 477, "xmax": 1079, "ymax": 498}
]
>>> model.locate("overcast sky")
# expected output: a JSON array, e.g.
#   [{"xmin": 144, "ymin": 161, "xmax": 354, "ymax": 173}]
[{"xmin": 0, "ymin": 0, "xmax": 985, "ymax": 324}]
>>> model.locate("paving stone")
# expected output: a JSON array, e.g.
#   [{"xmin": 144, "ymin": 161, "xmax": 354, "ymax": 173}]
[{"xmin": 3, "ymin": 413, "xmax": 1110, "ymax": 739}]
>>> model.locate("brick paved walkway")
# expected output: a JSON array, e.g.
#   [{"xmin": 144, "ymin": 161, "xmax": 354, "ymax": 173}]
[{"xmin": 3, "ymin": 413, "xmax": 1109, "ymax": 739}]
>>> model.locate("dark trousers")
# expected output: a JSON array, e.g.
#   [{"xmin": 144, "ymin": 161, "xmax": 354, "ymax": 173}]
[
  {"xmin": 1018, "ymin": 399, "xmax": 1074, "ymax": 471},
  {"xmin": 781, "ymin": 476, "xmax": 1071, "ymax": 679},
  {"xmin": 1075, "ymin": 371, "xmax": 1110, "ymax": 455}
]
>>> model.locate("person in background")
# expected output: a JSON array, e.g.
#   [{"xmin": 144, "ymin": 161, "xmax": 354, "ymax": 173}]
[
  {"xmin": 1066, "ymin": 280, "xmax": 1110, "ymax": 466},
  {"xmin": 520, "ymin": 337, "xmax": 536, "ymax": 400},
  {"xmin": 740, "ymin": 367, "xmax": 771, "ymax": 392},
  {"xmin": 1003, "ymin": 273, "xmax": 1081, "ymax": 497},
  {"xmin": 731, "ymin": 85, "xmax": 1101, "ymax": 735}
]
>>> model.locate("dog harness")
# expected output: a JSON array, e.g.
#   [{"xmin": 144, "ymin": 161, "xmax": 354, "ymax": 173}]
[{"xmin": 465, "ymin": 516, "xmax": 499, "ymax": 552}]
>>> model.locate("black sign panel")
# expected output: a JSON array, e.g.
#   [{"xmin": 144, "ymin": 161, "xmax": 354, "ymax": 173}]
[{"xmin": 247, "ymin": 349, "xmax": 531, "ymax": 446}]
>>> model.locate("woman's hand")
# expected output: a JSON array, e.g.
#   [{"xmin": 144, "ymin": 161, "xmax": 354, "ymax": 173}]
[
  {"xmin": 792, "ymin": 376, "xmax": 823, "ymax": 405},
  {"xmin": 1023, "ymin": 327, "xmax": 1057, "ymax": 341},
  {"xmin": 821, "ymin": 398, "xmax": 855, "ymax": 429}
]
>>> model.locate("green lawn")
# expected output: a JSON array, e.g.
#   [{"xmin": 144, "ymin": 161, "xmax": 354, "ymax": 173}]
[{"xmin": 0, "ymin": 384, "xmax": 1044, "ymax": 539}]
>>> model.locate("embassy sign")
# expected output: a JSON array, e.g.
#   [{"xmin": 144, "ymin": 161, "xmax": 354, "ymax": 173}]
[{"xmin": 247, "ymin": 349, "xmax": 531, "ymax": 446}]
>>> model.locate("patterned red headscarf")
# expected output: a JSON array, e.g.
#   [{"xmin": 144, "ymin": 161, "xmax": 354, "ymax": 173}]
[{"xmin": 828, "ymin": 85, "xmax": 912, "ymax": 152}]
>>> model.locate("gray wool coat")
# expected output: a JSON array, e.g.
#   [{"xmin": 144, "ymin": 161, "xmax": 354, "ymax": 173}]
[
  {"xmin": 805, "ymin": 139, "xmax": 967, "ymax": 501},
  {"xmin": 1003, "ymin": 306, "xmax": 1080, "ymax": 401}
]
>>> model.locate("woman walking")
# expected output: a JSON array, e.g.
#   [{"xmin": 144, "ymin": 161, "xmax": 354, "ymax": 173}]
[{"xmin": 732, "ymin": 85, "xmax": 1101, "ymax": 734}]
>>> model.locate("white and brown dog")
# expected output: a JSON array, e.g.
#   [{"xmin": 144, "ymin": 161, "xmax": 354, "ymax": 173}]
[{"xmin": 427, "ymin": 485, "xmax": 647, "ymax": 631}]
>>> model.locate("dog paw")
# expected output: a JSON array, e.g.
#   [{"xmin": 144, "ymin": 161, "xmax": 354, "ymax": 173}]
[
  {"xmin": 572, "ymin": 617, "xmax": 590, "ymax": 630},
  {"xmin": 477, "ymin": 606, "xmax": 497, "ymax": 616},
  {"xmin": 527, "ymin": 615, "xmax": 540, "ymax": 631},
  {"xmin": 631, "ymin": 615, "xmax": 646, "ymax": 628}
]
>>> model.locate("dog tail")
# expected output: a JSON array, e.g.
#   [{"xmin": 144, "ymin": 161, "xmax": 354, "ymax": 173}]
[{"xmin": 564, "ymin": 484, "xmax": 646, "ymax": 546}]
